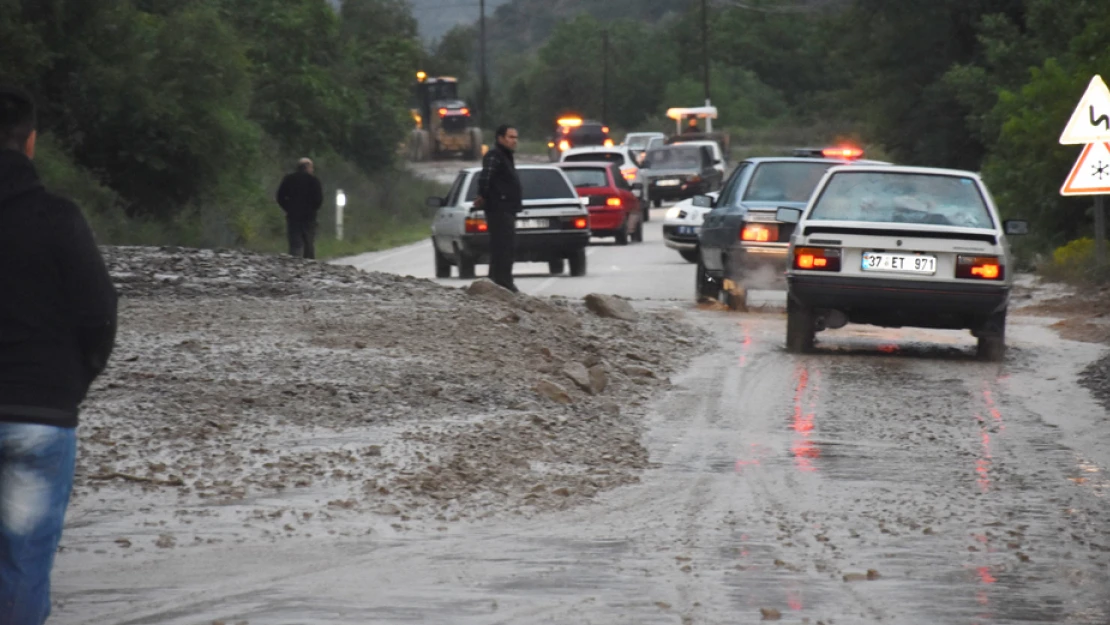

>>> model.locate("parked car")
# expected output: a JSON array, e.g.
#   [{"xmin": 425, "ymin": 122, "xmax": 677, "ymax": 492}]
[
  {"xmin": 667, "ymin": 139, "xmax": 726, "ymax": 179},
  {"xmin": 560, "ymin": 146, "xmax": 647, "ymax": 220},
  {"xmin": 695, "ymin": 152, "xmax": 888, "ymax": 309},
  {"xmin": 557, "ymin": 162, "xmax": 644, "ymax": 245},
  {"xmin": 780, "ymin": 165, "xmax": 1028, "ymax": 361},
  {"xmin": 429, "ymin": 165, "xmax": 591, "ymax": 278},
  {"xmin": 640, "ymin": 144, "xmax": 724, "ymax": 208},
  {"xmin": 662, "ymin": 191, "xmax": 719, "ymax": 263}
]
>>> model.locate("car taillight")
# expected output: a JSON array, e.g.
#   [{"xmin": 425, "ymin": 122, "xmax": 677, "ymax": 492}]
[
  {"xmin": 559, "ymin": 140, "xmax": 570, "ymax": 151},
  {"xmin": 794, "ymin": 247, "xmax": 841, "ymax": 271},
  {"xmin": 606, "ymin": 197, "xmax": 622, "ymax": 208},
  {"xmin": 465, "ymin": 218, "xmax": 488, "ymax": 233},
  {"xmin": 687, "ymin": 175, "xmax": 702, "ymax": 183},
  {"xmin": 621, "ymin": 167, "xmax": 637, "ymax": 181},
  {"xmin": 460, "ymin": 108, "xmax": 470, "ymax": 116},
  {"xmin": 956, "ymin": 255, "xmax": 1004, "ymax": 280},
  {"xmin": 740, "ymin": 224, "xmax": 779, "ymax": 242},
  {"xmin": 604, "ymin": 139, "xmax": 614, "ymax": 147},
  {"xmin": 438, "ymin": 108, "xmax": 448, "ymax": 117},
  {"xmin": 573, "ymin": 218, "xmax": 589, "ymax": 229}
]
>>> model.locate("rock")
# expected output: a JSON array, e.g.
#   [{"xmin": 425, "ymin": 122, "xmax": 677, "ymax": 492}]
[
  {"xmin": 115, "ymin": 538, "xmax": 132, "ymax": 548},
  {"xmin": 588, "ymin": 365, "xmax": 609, "ymax": 394},
  {"xmin": 366, "ymin": 445, "xmax": 382, "ymax": 457},
  {"xmin": 600, "ymin": 402, "xmax": 621, "ymax": 416},
  {"xmin": 584, "ymin": 293, "xmax": 638, "ymax": 322},
  {"xmin": 552, "ymin": 487, "xmax": 572, "ymax": 497},
  {"xmin": 466, "ymin": 279, "xmax": 517, "ymax": 303},
  {"xmin": 842, "ymin": 572, "xmax": 871, "ymax": 582},
  {"xmin": 624, "ymin": 365, "xmax": 656, "ymax": 378},
  {"xmin": 155, "ymin": 534, "xmax": 176, "ymax": 549},
  {"xmin": 655, "ymin": 601, "xmax": 672, "ymax": 610},
  {"xmin": 534, "ymin": 380, "xmax": 573, "ymax": 405},
  {"xmin": 563, "ymin": 362, "xmax": 592, "ymax": 392},
  {"xmin": 760, "ymin": 608, "xmax": 782, "ymax": 621},
  {"xmin": 866, "ymin": 569, "xmax": 881, "ymax": 580}
]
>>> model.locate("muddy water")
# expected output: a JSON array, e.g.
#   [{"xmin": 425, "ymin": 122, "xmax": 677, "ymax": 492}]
[{"xmin": 52, "ymin": 308, "xmax": 1110, "ymax": 625}]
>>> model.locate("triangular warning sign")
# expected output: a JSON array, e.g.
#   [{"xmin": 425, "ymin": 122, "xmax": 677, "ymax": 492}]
[
  {"xmin": 1060, "ymin": 75, "xmax": 1110, "ymax": 145},
  {"xmin": 1061, "ymin": 142, "xmax": 1110, "ymax": 196}
]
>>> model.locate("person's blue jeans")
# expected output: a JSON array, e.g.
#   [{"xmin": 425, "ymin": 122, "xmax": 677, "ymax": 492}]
[{"xmin": 0, "ymin": 423, "xmax": 76, "ymax": 625}]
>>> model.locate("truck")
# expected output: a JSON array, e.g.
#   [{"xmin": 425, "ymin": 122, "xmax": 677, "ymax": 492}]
[{"xmin": 409, "ymin": 73, "xmax": 484, "ymax": 162}]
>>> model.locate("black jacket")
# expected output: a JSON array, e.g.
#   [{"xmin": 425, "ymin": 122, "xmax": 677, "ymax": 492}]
[
  {"xmin": 0, "ymin": 150, "xmax": 118, "ymax": 428},
  {"xmin": 477, "ymin": 144, "xmax": 522, "ymax": 214},
  {"xmin": 277, "ymin": 170, "xmax": 324, "ymax": 220}
]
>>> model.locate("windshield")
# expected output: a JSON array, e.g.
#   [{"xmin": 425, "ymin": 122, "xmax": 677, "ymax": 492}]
[
  {"xmin": 742, "ymin": 162, "xmax": 834, "ymax": 203},
  {"xmin": 562, "ymin": 168, "xmax": 610, "ymax": 188},
  {"xmin": 565, "ymin": 152, "xmax": 626, "ymax": 165},
  {"xmin": 809, "ymin": 171, "xmax": 994, "ymax": 228},
  {"xmin": 466, "ymin": 169, "xmax": 575, "ymax": 201},
  {"xmin": 644, "ymin": 147, "xmax": 701, "ymax": 170},
  {"xmin": 625, "ymin": 135, "xmax": 653, "ymax": 149}
]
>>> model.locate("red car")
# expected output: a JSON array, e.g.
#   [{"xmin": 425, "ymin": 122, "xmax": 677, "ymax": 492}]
[{"xmin": 557, "ymin": 162, "xmax": 644, "ymax": 245}]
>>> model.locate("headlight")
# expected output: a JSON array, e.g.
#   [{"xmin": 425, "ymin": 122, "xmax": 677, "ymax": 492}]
[{"xmin": 665, "ymin": 206, "xmax": 682, "ymax": 220}]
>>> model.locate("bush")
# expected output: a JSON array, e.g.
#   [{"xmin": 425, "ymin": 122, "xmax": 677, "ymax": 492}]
[{"xmin": 1041, "ymin": 237, "xmax": 1110, "ymax": 284}]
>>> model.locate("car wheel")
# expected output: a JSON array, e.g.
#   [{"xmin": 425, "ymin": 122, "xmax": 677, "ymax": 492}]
[
  {"xmin": 632, "ymin": 219, "xmax": 644, "ymax": 243},
  {"xmin": 976, "ymin": 309, "xmax": 1007, "ymax": 362},
  {"xmin": 548, "ymin": 259, "xmax": 565, "ymax": 275},
  {"xmin": 695, "ymin": 255, "xmax": 720, "ymax": 302},
  {"xmin": 786, "ymin": 297, "xmax": 816, "ymax": 353},
  {"xmin": 652, "ymin": 198, "xmax": 662, "ymax": 209},
  {"xmin": 458, "ymin": 253, "xmax": 477, "ymax": 279},
  {"xmin": 615, "ymin": 226, "xmax": 629, "ymax": 246},
  {"xmin": 679, "ymin": 249, "xmax": 699, "ymax": 263},
  {"xmin": 434, "ymin": 242, "xmax": 452, "ymax": 278},
  {"xmin": 568, "ymin": 248, "xmax": 587, "ymax": 277}
]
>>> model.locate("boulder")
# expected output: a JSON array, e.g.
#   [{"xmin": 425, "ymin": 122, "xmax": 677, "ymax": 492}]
[
  {"xmin": 583, "ymin": 293, "xmax": 638, "ymax": 322},
  {"xmin": 466, "ymin": 279, "xmax": 516, "ymax": 303},
  {"xmin": 562, "ymin": 362, "xmax": 592, "ymax": 392},
  {"xmin": 534, "ymin": 380, "xmax": 573, "ymax": 404},
  {"xmin": 588, "ymin": 365, "xmax": 609, "ymax": 394}
]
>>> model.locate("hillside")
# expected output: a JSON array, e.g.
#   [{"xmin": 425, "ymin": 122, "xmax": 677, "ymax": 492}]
[{"xmin": 409, "ymin": 0, "xmax": 512, "ymax": 41}]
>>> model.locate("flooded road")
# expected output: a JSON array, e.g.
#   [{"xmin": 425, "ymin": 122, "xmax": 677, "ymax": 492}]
[{"xmin": 54, "ymin": 307, "xmax": 1110, "ymax": 624}]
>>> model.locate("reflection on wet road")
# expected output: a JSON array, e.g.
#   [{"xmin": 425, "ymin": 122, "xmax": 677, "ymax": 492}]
[{"xmin": 53, "ymin": 310, "xmax": 1110, "ymax": 624}]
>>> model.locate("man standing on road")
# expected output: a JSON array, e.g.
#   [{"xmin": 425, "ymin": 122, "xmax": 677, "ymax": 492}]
[
  {"xmin": 276, "ymin": 157, "xmax": 324, "ymax": 259},
  {"xmin": 0, "ymin": 87, "xmax": 118, "ymax": 625},
  {"xmin": 475, "ymin": 125, "xmax": 522, "ymax": 292}
]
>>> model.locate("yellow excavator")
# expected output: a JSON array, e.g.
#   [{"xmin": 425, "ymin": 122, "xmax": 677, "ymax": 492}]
[{"xmin": 409, "ymin": 72, "xmax": 484, "ymax": 161}]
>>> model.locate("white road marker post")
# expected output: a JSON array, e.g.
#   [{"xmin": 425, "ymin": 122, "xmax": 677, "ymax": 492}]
[{"xmin": 336, "ymin": 189, "xmax": 347, "ymax": 242}]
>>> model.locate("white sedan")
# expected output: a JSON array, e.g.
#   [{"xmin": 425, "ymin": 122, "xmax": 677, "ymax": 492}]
[{"xmin": 661, "ymin": 191, "xmax": 719, "ymax": 263}]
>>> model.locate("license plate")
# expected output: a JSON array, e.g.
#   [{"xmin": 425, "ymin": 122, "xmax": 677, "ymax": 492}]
[
  {"xmin": 677, "ymin": 226, "xmax": 698, "ymax": 235},
  {"xmin": 862, "ymin": 252, "xmax": 937, "ymax": 274},
  {"xmin": 516, "ymin": 219, "xmax": 550, "ymax": 229},
  {"xmin": 655, "ymin": 179, "xmax": 680, "ymax": 187}
]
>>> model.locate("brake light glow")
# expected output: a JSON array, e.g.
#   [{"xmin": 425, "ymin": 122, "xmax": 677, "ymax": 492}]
[
  {"xmin": 793, "ymin": 247, "xmax": 841, "ymax": 272},
  {"xmin": 741, "ymin": 224, "xmax": 779, "ymax": 242},
  {"xmin": 606, "ymin": 197, "xmax": 622, "ymax": 208},
  {"xmin": 602, "ymin": 126, "xmax": 610, "ymax": 133},
  {"xmin": 438, "ymin": 108, "xmax": 448, "ymax": 117},
  {"xmin": 574, "ymin": 218, "xmax": 589, "ymax": 229},
  {"xmin": 558, "ymin": 140, "xmax": 570, "ymax": 151},
  {"xmin": 956, "ymin": 255, "xmax": 1004, "ymax": 280},
  {"xmin": 621, "ymin": 167, "xmax": 637, "ymax": 181},
  {"xmin": 464, "ymin": 218, "xmax": 488, "ymax": 233},
  {"xmin": 821, "ymin": 146, "xmax": 864, "ymax": 159},
  {"xmin": 604, "ymin": 139, "xmax": 614, "ymax": 147},
  {"xmin": 460, "ymin": 108, "xmax": 470, "ymax": 115},
  {"xmin": 557, "ymin": 117, "xmax": 583, "ymax": 127},
  {"xmin": 548, "ymin": 142, "xmax": 555, "ymax": 148}
]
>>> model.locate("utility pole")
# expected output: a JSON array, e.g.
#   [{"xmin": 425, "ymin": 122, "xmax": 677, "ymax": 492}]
[
  {"xmin": 701, "ymin": 0, "xmax": 710, "ymax": 107},
  {"xmin": 602, "ymin": 28, "xmax": 610, "ymax": 125},
  {"xmin": 479, "ymin": 0, "xmax": 488, "ymax": 130}
]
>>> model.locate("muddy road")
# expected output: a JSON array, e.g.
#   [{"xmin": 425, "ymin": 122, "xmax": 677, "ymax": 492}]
[{"xmin": 50, "ymin": 243, "xmax": 1110, "ymax": 624}]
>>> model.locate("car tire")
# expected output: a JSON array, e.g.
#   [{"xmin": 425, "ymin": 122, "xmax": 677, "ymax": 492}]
[
  {"xmin": 786, "ymin": 297, "xmax": 816, "ymax": 353},
  {"xmin": 548, "ymin": 259, "xmax": 565, "ymax": 275},
  {"xmin": 615, "ymin": 226, "xmax": 629, "ymax": 246},
  {"xmin": 695, "ymin": 255, "xmax": 720, "ymax": 302},
  {"xmin": 434, "ymin": 242, "xmax": 452, "ymax": 278},
  {"xmin": 652, "ymin": 198, "xmax": 662, "ymax": 209},
  {"xmin": 679, "ymin": 249, "xmax": 699, "ymax": 263},
  {"xmin": 632, "ymin": 220, "xmax": 644, "ymax": 243},
  {"xmin": 976, "ymin": 309, "xmax": 1007, "ymax": 362},
  {"xmin": 458, "ymin": 253, "xmax": 477, "ymax": 280},
  {"xmin": 569, "ymin": 248, "xmax": 587, "ymax": 277}
]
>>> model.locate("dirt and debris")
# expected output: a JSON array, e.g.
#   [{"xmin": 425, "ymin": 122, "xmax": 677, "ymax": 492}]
[{"xmin": 72, "ymin": 246, "xmax": 709, "ymax": 551}]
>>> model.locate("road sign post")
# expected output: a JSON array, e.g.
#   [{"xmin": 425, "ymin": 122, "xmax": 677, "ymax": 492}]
[{"xmin": 1060, "ymin": 75, "xmax": 1110, "ymax": 266}]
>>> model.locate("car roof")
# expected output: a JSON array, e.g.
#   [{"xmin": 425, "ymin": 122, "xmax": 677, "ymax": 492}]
[
  {"xmin": 822, "ymin": 164, "xmax": 981, "ymax": 179},
  {"xmin": 741, "ymin": 156, "xmax": 890, "ymax": 166},
  {"xmin": 461, "ymin": 164, "xmax": 568, "ymax": 174},
  {"xmin": 563, "ymin": 146, "xmax": 627, "ymax": 154},
  {"xmin": 557, "ymin": 161, "xmax": 616, "ymax": 169}
]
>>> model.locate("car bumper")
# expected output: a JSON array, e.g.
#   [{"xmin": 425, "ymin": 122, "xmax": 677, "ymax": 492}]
[
  {"xmin": 588, "ymin": 211, "xmax": 625, "ymax": 233},
  {"xmin": 662, "ymin": 224, "xmax": 700, "ymax": 250},
  {"xmin": 788, "ymin": 275, "xmax": 1009, "ymax": 316},
  {"xmin": 649, "ymin": 183, "xmax": 707, "ymax": 201},
  {"xmin": 460, "ymin": 231, "xmax": 590, "ymax": 263}
]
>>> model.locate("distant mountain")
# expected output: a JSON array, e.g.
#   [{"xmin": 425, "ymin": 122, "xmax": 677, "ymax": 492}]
[{"xmin": 409, "ymin": 0, "xmax": 512, "ymax": 41}]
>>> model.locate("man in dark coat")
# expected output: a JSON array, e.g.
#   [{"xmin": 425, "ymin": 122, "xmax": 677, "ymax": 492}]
[
  {"xmin": 0, "ymin": 86, "xmax": 118, "ymax": 625},
  {"xmin": 474, "ymin": 125, "xmax": 522, "ymax": 292},
  {"xmin": 276, "ymin": 157, "xmax": 324, "ymax": 259}
]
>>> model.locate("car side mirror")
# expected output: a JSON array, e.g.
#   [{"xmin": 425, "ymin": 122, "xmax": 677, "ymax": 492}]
[
  {"xmin": 426, "ymin": 196, "xmax": 446, "ymax": 208},
  {"xmin": 776, "ymin": 207, "xmax": 803, "ymax": 224},
  {"xmin": 1003, "ymin": 219, "xmax": 1029, "ymax": 236},
  {"xmin": 692, "ymin": 195, "xmax": 715, "ymax": 208}
]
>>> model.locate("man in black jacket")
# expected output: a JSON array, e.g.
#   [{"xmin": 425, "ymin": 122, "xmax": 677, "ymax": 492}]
[
  {"xmin": 0, "ymin": 87, "xmax": 117, "ymax": 624},
  {"xmin": 475, "ymin": 125, "xmax": 522, "ymax": 292},
  {"xmin": 276, "ymin": 157, "xmax": 324, "ymax": 259}
]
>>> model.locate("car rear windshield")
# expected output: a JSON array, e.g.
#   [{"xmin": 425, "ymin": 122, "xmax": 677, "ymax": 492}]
[
  {"xmin": 625, "ymin": 135, "xmax": 653, "ymax": 149},
  {"xmin": 564, "ymin": 152, "xmax": 626, "ymax": 165},
  {"xmin": 466, "ymin": 169, "xmax": 575, "ymax": 201},
  {"xmin": 809, "ymin": 171, "xmax": 994, "ymax": 228},
  {"xmin": 644, "ymin": 147, "xmax": 701, "ymax": 169},
  {"xmin": 562, "ymin": 168, "xmax": 610, "ymax": 189},
  {"xmin": 742, "ymin": 162, "xmax": 834, "ymax": 203}
]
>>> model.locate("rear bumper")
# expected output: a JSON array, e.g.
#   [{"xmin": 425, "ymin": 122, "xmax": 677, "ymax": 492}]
[
  {"xmin": 459, "ymin": 232, "xmax": 590, "ymax": 263},
  {"xmin": 649, "ymin": 183, "xmax": 707, "ymax": 201},
  {"xmin": 789, "ymin": 275, "xmax": 1009, "ymax": 316},
  {"xmin": 588, "ymin": 210, "xmax": 625, "ymax": 232}
]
